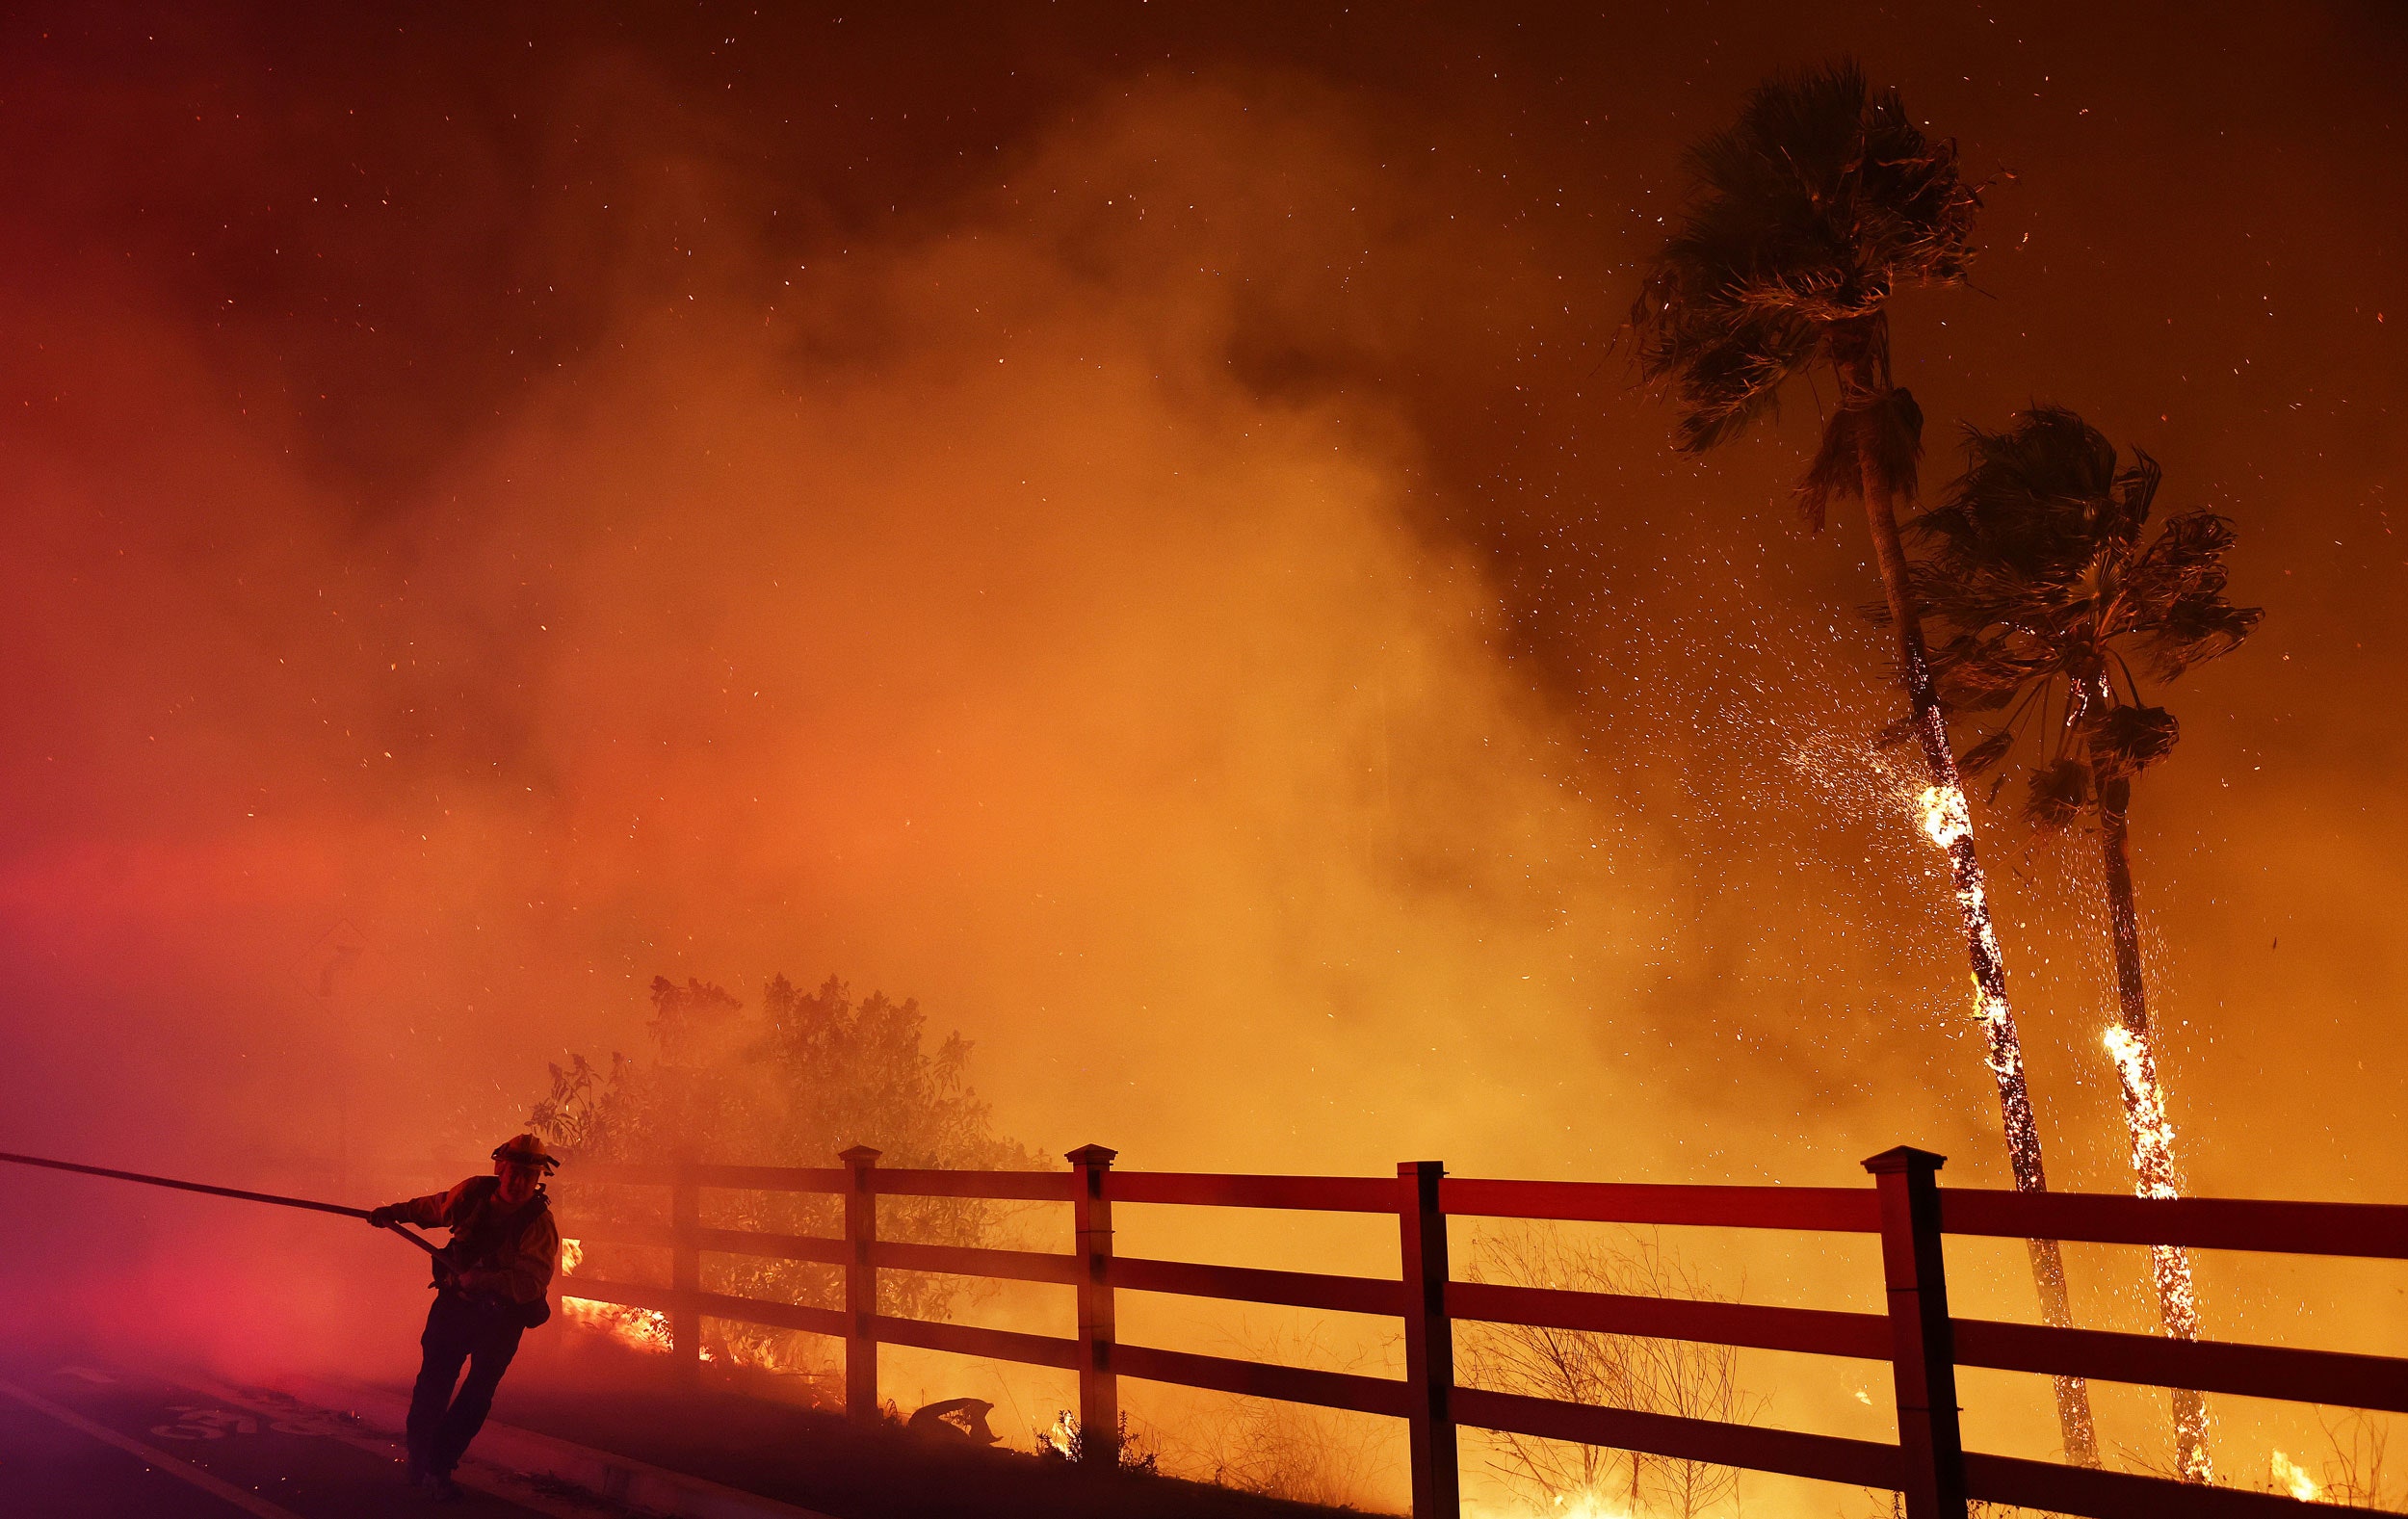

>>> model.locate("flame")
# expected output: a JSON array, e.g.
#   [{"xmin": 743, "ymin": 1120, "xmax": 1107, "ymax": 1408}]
[
  {"xmin": 561, "ymin": 1295, "xmax": 680, "ymax": 1354},
  {"xmin": 1465, "ymin": 1495, "xmax": 1633, "ymax": 1519},
  {"xmin": 2271, "ymin": 1450, "xmax": 2319, "ymax": 1503},
  {"xmin": 556, "ymin": 1237, "xmax": 697, "ymax": 1359},
  {"xmin": 1039, "ymin": 1410, "xmax": 1078, "ymax": 1458},
  {"xmin": 2103, "ymin": 1027, "xmax": 2182, "ymax": 1199},
  {"xmin": 1969, "ymin": 972, "xmax": 2016, "ymax": 1049},
  {"xmin": 1915, "ymin": 785, "xmax": 2012, "ymax": 1056},
  {"xmin": 1918, "ymin": 784, "xmax": 1972, "ymax": 850},
  {"xmin": 557, "ymin": 1241, "xmax": 827, "ymax": 1379}
]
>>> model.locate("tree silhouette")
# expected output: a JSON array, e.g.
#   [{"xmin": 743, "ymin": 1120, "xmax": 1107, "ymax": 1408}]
[
  {"xmin": 1629, "ymin": 61, "xmax": 2099, "ymax": 1463},
  {"xmin": 1909, "ymin": 406, "xmax": 2261, "ymax": 1482},
  {"xmin": 530, "ymin": 972, "xmax": 1039, "ymax": 1377}
]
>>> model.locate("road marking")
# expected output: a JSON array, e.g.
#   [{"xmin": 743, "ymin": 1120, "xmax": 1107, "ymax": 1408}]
[
  {"xmin": 155, "ymin": 1404, "xmax": 263, "ymax": 1439},
  {"xmin": 0, "ymin": 1374, "xmax": 307, "ymax": 1519}
]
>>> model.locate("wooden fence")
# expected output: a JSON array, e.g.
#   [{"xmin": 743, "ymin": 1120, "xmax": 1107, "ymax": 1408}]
[{"xmin": 548, "ymin": 1143, "xmax": 2408, "ymax": 1519}]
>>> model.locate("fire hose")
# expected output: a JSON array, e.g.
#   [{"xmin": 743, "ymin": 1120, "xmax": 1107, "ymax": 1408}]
[{"xmin": 0, "ymin": 1148, "xmax": 451, "ymax": 1264}]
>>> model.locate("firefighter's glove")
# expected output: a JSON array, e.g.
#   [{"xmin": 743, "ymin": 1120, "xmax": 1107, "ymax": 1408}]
[{"xmin": 367, "ymin": 1205, "xmax": 402, "ymax": 1229}]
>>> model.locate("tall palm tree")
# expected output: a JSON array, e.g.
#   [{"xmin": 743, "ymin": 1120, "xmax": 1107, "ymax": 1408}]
[
  {"xmin": 1909, "ymin": 406, "xmax": 2261, "ymax": 1483},
  {"xmin": 1629, "ymin": 61, "xmax": 2102, "ymax": 1465}
]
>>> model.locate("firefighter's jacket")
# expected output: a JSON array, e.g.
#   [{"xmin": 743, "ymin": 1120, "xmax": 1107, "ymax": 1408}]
[{"xmin": 394, "ymin": 1175, "xmax": 561, "ymax": 1306}]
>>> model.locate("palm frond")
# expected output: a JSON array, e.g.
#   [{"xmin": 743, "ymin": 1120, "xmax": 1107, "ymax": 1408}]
[
  {"xmin": 1629, "ymin": 264, "xmax": 1820, "ymax": 450},
  {"xmin": 1917, "ymin": 406, "xmax": 2118, "ymax": 583},
  {"xmin": 1927, "ymin": 634, "xmax": 2044, "ymax": 713},
  {"xmin": 2105, "ymin": 448, "xmax": 2162, "ymax": 561},
  {"xmin": 1957, "ymin": 727, "xmax": 2017, "ymax": 777},
  {"xmin": 1797, "ymin": 385, "xmax": 1924, "ymax": 526},
  {"xmin": 1908, "ymin": 406, "xmax": 2260, "ymax": 825},
  {"xmin": 2025, "ymin": 757, "xmax": 2093, "ymax": 829},
  {"xmin": 1632, "ymin": 59, "xmax": 1980, "ymax": 455},
  {"xmin": 2089, "ymin": 704, "xmax": 2181, "ymax": 780},
  {"xmin": 2147, "ymin": 599, "xmax": 2263, "ymax": 679},
  {"xmin": 2119, "ymin": 509, "xmax": 2263, "ymax": 676}
]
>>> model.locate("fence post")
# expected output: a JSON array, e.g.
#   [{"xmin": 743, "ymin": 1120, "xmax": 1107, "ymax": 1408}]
[
  {"xmin": 1398, "ymin": 1160, "xmax": 1459, "ymax": 1519},
  {"xmin": 1067, "ymin": 1143, "xmax": 1119, "ymax": 1467},
  {"xmin": 670, "ymin": 1159, "xmax": 702, "ymax": 1378},
  {"xmin": 842, "ymin": 1144, "xmax": 881, "ymax": 1423},
  {"xmin": 1865, "ymin": 1146, "xmax": 1967, "ymax": 1519}
]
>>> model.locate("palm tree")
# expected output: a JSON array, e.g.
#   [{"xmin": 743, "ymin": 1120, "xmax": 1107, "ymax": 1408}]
[
  {"xmin": 1909, "ymin": 406, "xmax": 2261, "ymax": 1483},
  {"xmin": 1629, "ymin": 61, "xmax": 2103, "ymax": 1465}
]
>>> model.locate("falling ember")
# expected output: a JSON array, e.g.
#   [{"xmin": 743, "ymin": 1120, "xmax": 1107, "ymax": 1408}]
[
  {"xmin": 2270, "ymin": 1450, "xmax": 2320, "ymax": 1503},
  {"xmin": 2102, "ymin": 1027, "xmax": 2215, "ymax": 1482}
]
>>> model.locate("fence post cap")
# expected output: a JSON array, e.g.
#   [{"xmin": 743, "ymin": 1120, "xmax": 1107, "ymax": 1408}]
[
  {"xmin": 1064, "ymin": 1144, "xmax": 1118, "ymax": 1166},
  {"xmin": 839, "ymin": 1145, "xmax": 882, "ymax": 1165},
  {"xmin": 1860, "ymin": 1145, "xmax": 1947, "ymax": 1176}
]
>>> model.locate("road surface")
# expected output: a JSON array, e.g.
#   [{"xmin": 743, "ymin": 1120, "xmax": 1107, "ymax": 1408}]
[{"xmin": 0, "ymin": 1349, "xmax": 602, "ymax": 1519}]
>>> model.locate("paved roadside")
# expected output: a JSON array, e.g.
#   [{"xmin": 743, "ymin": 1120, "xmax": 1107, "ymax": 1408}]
[
  {"xmin": 0, "ymin": 1350, "xmax": 587, "ymax": 1519},
  {"xmin": 2, "ymin": 1340, "xmax": 1369, "ymax": 1519},
  {"xmin": 0, "ymin": 1357, "xmax": 551, "ymax": 1511}
]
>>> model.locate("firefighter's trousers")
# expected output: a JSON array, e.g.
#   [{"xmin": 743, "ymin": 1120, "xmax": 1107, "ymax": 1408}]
[{"xmin": 406, "ymin": 1290, "xmax": 523, "ymax": 1477}]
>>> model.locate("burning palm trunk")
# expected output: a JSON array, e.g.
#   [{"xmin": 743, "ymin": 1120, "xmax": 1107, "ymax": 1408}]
[
  {"xmin": 1913, "ymin": 767, "xmax": 2097, "ymax": 1467},
  {"xmin": 1888, "ymin": 406, "xmax": 2264, "ymax": 1482},
  {"xmin": 1892, "ymin": 406, "xmax": 2257, "ymax": 1483},
  {"xmin": 2099, "ymin": 788, "xmax": 2213, "ymax": 1482},
  {"xmin": 1868, "ymin": 450, "xmax": 2100, "ymax": 1469}
]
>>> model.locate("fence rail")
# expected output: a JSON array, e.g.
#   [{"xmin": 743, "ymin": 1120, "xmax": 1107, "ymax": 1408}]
[{"xmin": 542, "ymin": 1144, "xmax": 2408, "ymax": 1519}]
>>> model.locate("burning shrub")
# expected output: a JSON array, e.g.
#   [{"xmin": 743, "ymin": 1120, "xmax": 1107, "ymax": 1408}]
[{"xmin": 1034, "ymin": 1410, "xmax": 1160, "ymax": 1475}]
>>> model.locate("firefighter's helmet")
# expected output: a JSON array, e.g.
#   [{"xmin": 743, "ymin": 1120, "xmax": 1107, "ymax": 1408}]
[{"xmin": 491, "ymin": 1134, "xmax": 561, "ymax": 1173}]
